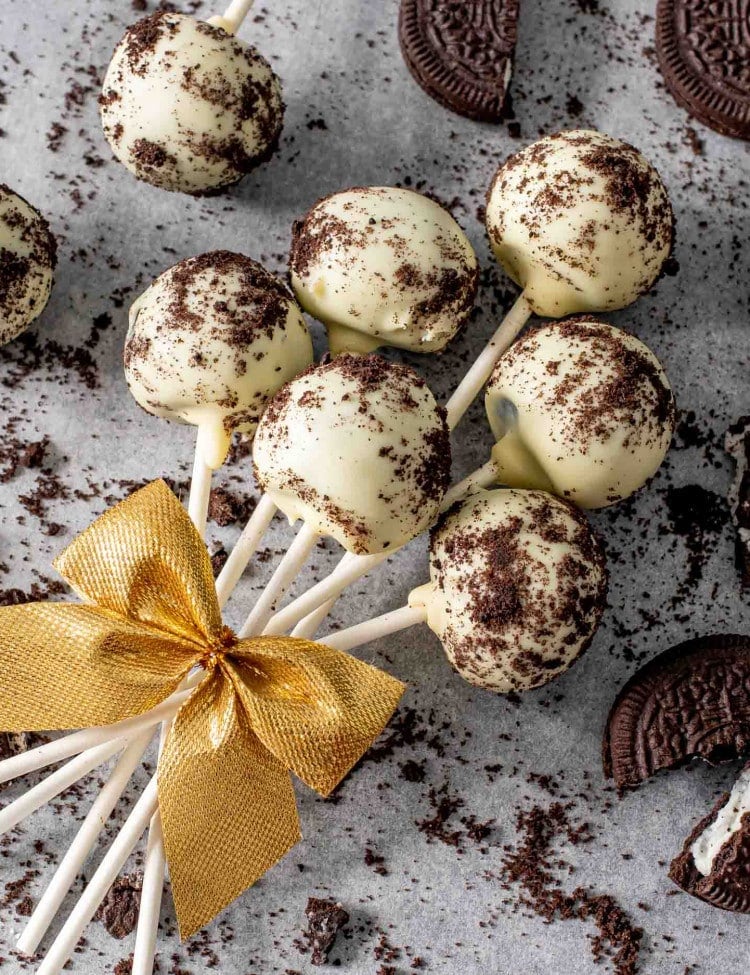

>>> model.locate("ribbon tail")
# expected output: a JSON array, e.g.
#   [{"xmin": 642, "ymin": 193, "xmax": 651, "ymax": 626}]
[{"xmin": 159, "ymin": 666, "xmax": 301, "ymax": 940}]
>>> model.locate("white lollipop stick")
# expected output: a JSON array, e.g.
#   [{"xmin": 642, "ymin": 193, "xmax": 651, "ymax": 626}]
[
  {"xmin": 440, "ymin": 459, "xmax": 497, "ymax": 510},
  {"xmin": 17, "ymin": 731, "xmax": 154, "ymax": 956},
  {"xmin": 267, "ymin": 552, "xmax": 380, "ymax": 637},
  {"xmin": 0, "ymin": 738, "xmax": 125, "ymax": 836},
  {"xmin": 187, "ymin": 427, "xmax": 215, "ymax": 540},
  {"xmin": 36, "ymin": 776, "xmax": 159, "ymax": 975},
  {"xmin": 239, "ymin": 523, "xmax": 319, "ymax": 637},
  {"xmin": 322, "ymin": 605, "xmax": 426, "ymax": 653},
  {"xmin": 444, "ymin": 293, "xmax": 532, "ymax": 429},
  {"xmin": 208, "ymin": 0, "xmax": 256, "ymax": 34},
  {"xmin": 0, "ymin": 688, "xmax": 194, "ymax": 786},
  {"xmin": 132, "ymin": 809, "xmax": 165, "ymax": 975},
  {"xmin": 215, "ymin": 493, "xmax": 277, "ymax": 608}
]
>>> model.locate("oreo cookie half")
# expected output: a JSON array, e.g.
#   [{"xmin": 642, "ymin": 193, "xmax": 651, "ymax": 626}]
[
  {"xmin": 656, "ymin": 0, "xmax": 750, "ymax": 140},
  {"xmin": 603, "ymin": 635, "xmax": 750, "ymax": 791},
  {"xmin": 398, "ymin": 0, "xmax": 519, "ymax": 122},
  {"xmin": 669, "ymin": 762, "xmax": 750, "ymax": 913}
]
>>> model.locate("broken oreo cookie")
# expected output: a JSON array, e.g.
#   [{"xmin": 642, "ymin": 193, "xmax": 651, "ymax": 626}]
[
  {"xmin": 604, "ymin": 634, "xmax": 750, "ymax": 791},
  {"xmin": 399, "ymin": 0, "xmax": 519, "ymax": 121},
  {"xmin": 656, "ymin": 0, "xmax": 750, "ymax": 140},
  {"xmin": 670, "ymin": 762, "xmax": 750, "ymax": 913}
]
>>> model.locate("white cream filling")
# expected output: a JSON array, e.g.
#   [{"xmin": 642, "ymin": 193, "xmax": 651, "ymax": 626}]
[{"xmin": 691, "ymin": 767, "xmax": 750, "ymax": 876}]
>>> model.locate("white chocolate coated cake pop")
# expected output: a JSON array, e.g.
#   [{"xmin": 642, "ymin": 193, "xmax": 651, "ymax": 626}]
[
  {"xmin": 410, "ymin": 488, "xmax": 607, "ymax": 693},
  {"xmin": 485, "ymin": 130, "xmax": 675, "ymax": 317},
  {"xmin": 253, "ymin": 354, "xmax": 451, "ymax": 554},
  {"xmin": 100, "ymin": 11, "xmax": 284, "ymax": 195},
  {"xmin": 289, "ymin": 186, "xmax": 478, "ymax": 355},
  {"xmin": 0, "ymin": 185, "xmax": 56, "ymax": 345},
  {"xmin": 484, "ymin": 317, "xmax": 676, "ymax": 509},
  {"xmin": 124, "ymin": 251, "xmax": 313, "ymax": 468}
]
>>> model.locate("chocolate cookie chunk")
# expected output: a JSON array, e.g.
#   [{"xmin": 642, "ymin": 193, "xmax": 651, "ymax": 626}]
[
  {"xmin": 726, "ymin": 417, "xmax": 750, "ymax": 589},
  {"xmin": 656, "ymin": 0, "xmax": 750, "ymax": 140},
  {"xmin": 302, "ymin": 897, "xmax": 349, "ymax": 965},
  {"xmin": 603, "ymin": 635, "xmax": 750, "ymax": 791},
  {"xmin": 399, "ymin": 0, "xmax": 519, "ymax": 121},
  {"xmin": 669, "ymin": 763, "xmax": 750, "ymax": 913},
  {"xmin": 95, "ymin": 874, "xmax": 142, "ymax": 938}
]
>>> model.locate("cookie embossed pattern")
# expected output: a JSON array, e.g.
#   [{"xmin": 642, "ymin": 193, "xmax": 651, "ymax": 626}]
[{"xmin": 656, "ymin": 0, "xmax": 750, "ymax": 139}]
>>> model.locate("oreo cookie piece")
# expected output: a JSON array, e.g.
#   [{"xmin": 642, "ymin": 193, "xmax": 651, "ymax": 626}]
[
  {"xmin": 398, "ymin": 0, "xmax": 519, "ymax": 122},
  {"xmin": 669, "ymin": 762, "xmax": 750, "ymax": 913},
  {"xmin": 603, "ymin": 635, "xmax": 750, "ymax": 791},
  {"xmin": 656, "ymin": 0, "xmax": 750, "ymax": 141},
  {"xmin": 726, "ymin": 417, "xmax": 750, "ymax": 590}
]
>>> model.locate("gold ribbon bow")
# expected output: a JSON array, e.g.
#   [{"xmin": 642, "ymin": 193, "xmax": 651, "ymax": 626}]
[{"xmin": 0, "ymin": 480, "xmax": 404, "ymax": 937}]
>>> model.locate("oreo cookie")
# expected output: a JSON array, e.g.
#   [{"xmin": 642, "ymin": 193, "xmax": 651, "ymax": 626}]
[
  {"xmin": 398, "ymin": 0, "xmax": 519, "ymax": 122},
  {"xmin": 669, "ymin": 762, "xmax": 750, "ymax": 913},
  {"xmin": 656, "ymin": 0, "xmax": 750, "ymax": 141},
  {"xmin": 726, "ymin": 417, "xmax": 750, "ymax": 590},
  {"xmin": 603, "ymin": 634, "xmax": 750, "ymax": 791}
]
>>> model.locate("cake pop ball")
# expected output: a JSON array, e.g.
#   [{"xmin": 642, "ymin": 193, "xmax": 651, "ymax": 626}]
[
  {"xmin": 0, "ymin": 185, "xmax": 56, "ymax": 345},
  {"xmin": 289, "ymin": 186, "xmax": 479, "ymax": 355},
  {"xmin": 484, "ymin": 317, "xmax": 676, "ymax": 509},
  {"xmin": 124, "ymin": 251, "xmax": 313, "ymax": 469},
  {"xmin": 486, "ymin": 130, "xmax": 675, "ymax": 318},
  {"xmin": 252, "ymin": 354, "xmax": 451, "ymax": 554},
  {"xmin": 409, "ymin": 488, "xmax": 608, "ymax": 693},
  {"xmin": 99, "ymin": 11, "xmax": 284, "ymax": 195}
]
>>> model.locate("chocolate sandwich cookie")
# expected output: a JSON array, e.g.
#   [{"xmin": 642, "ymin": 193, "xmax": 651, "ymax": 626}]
[
  {"xmin": 398, "ymin": 0, "xmax": 519, "ymax": 122},
  {"xmin": 603, "ymin": 635, "xmax": 750, "ymax": 791},
  {"xmin": 656, "ymin": 0, "xmax": 750, "ymax": 141},
  {"xmin": 669, "ymin": 762, "xmax": 750, "ymax": 913},
  {"xmin": 726, "ymin": 417, "xmax": 750, "ymax": 590}
]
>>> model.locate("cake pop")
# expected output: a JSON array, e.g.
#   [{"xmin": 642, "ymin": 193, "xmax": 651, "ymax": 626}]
[
  {"xmin": 238, "ymin": 354, "xmax": 451, "ymax": 635},
  {"xmin": 485, "ymin": 129, "xmax": 675, "ymax": 318},
  {"xmin": 289, "ymin": 186, "xmax": 479, "ymax": 355},
  {"xmin": 322, "ymin": 488, "xmax": 607, "ymax": 694},
  {"xmin": 124, "ymin": 251, "xmax": 314, "ymax": 472},
  {"xmin": 0, "ymin": 185, "xmax": 56, "ymax": 345},
  {"xmin": 100, "ymin": 10, "xmax": 283, "ymax": 195},
  {"xmin": 484, "ymin": 317, "xmax": 676, "ymax": 508}
]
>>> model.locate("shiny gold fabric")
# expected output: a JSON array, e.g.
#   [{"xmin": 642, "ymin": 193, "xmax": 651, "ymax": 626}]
[{"xmin": 0, "ymin": 480, "xmax": 404, "ymax": 938}]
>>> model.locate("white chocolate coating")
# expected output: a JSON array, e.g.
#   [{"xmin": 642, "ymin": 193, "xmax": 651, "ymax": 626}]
[
  {"xmin": 485, "ymin": 130, "xmax": 675, "ymax": 317},
  {"xmin": 485, "ymin": 318, "xmax": 676, "ymax": 509},
  {"xmin": 100, "ymin": 11, "xmax": 283, "ymax": 195},
  {"xmin": 289, "ymin": 187, "xmax": 478, "ymax": 354},
  {"xmin": 124, "ymin": 252, "xmax": 313, "ymax": 468},
  {"xmin": 410, "ymin": 488, "xmax": 607, "ymax": 693},
  {"xmin": 253, "ymin": 354, "xmax": 451, "ymax": 554},
  {"xmin": 0, "ymin": 185, "xmax": 56, "ymax": 345},
  {"xmin": 692, "ymin": 765, "xmax": 750, "ymax": 877}
]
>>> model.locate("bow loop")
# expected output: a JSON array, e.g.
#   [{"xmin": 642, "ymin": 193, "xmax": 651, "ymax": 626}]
[
  {"xmin": 54, "ymin": 479, "xmax": 224, "ymax": 646},
  {"xmin": 229, "ymin": 636, "xmax": 405, "ymax": 796}
]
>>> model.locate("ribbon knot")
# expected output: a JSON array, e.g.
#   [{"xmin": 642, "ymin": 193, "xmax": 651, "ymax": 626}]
[{"xmin": 0, "ymin": 480, "xmax": 404, "ymax": 937}]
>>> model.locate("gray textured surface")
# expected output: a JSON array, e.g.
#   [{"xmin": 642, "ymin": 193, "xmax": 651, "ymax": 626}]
[{"xmin": 0, "ymin": 0, "xmax": 749, "ymax": 972}]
